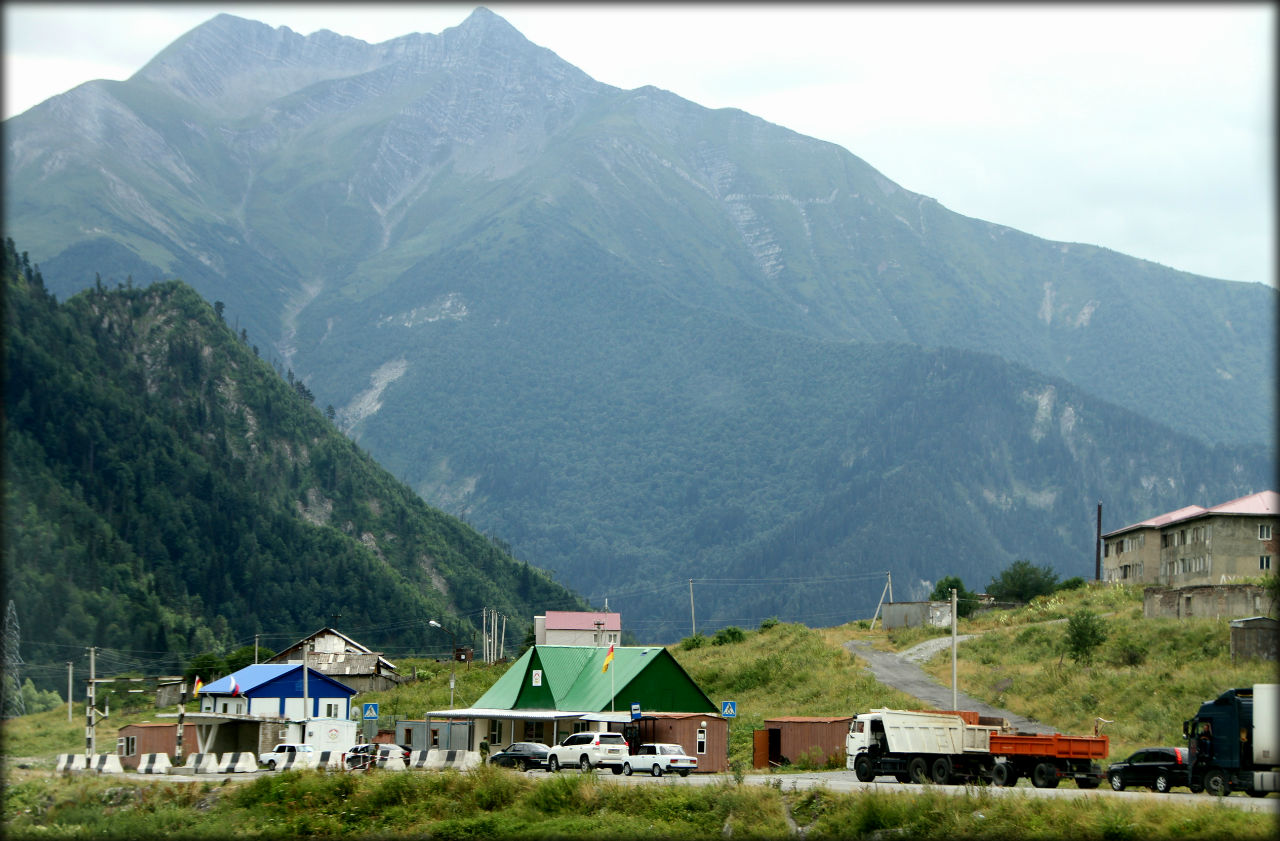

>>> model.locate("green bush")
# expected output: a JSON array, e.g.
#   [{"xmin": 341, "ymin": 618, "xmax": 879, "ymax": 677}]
[
  {"xmin": 679, "ymin": 633, "xmax": 707, "ymax": 650},
  {"xmin": 1065, "ymin": 608, "xmax": 1108, "ymax": 664},
  {"xmin": 712, "ymin": 626, "xmax": 746, "ymax": 646}
]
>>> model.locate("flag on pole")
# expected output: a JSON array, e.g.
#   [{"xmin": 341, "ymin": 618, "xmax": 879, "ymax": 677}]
[
  {"xmin": 193, "ymin": 677, "xmax": 203, "ymax": 697},
  {"xmin": 601, "ymin": 643, "xmax": 615, "ymax": 673},
  {"xmin": 229, "ymin": 676, "xmax": 241, "ymax": 696}
]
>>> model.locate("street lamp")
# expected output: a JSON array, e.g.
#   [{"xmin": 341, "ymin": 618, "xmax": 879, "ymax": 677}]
[{"xmin": 428, "ymin": 620, "xmax": 457, "ymax": 708}]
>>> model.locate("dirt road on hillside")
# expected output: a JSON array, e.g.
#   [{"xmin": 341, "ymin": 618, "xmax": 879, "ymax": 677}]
[{"xmin": 844, "ymin": 636, "xmax": 1057, "ymax": 734}]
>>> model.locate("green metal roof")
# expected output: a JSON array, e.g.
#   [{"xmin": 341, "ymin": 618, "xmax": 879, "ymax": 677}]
[{"xmin": 471, "ymin": 645, "xmax": 717, "ymax": 714}]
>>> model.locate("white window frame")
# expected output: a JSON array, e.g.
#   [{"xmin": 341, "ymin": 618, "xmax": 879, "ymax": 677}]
[
  {"xmin": 1262, "ymin": 556, "xmax": 1272, "ymax": 571},
  {"xmin": 1260, "ymin": 524, "xmax": 1273, "ymax": 541},
  {"xmin": 696, "ymin": 728, "xmax": 707, "ymax": 755}
]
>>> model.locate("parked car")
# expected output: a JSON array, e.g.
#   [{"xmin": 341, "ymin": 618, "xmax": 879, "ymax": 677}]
[
  {"xmin": 547, "ymin": 731, "xmax": 629, "ymax": 773},
  {"xmin": 623, "ymin": 743, "xmax": 697, "ymax": 777},
  {"xmin": 488, "ymin": 742, "xmax": 551, "ymax": 771},
  {"xmin": 1106, "ymin": 747, "xmax": 1189, "ymax": 792},
  {"xmin": 343, "ymin": 743, "xmax": 410, "ymax": 770},
  {"xmin": 259, "ymin": 743, "xmax": 316, "ymax": 771}
]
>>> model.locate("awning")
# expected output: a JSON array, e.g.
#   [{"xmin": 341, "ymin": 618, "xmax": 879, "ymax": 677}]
[{"xmin": 421, "ymin": 708, "xmax": 589, "ymax": 721}]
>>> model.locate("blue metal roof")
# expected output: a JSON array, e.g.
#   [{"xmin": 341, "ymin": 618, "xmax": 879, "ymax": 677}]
[{"xmin": 200, "ymin": 664, "xmax": 356, "ymax": 697}]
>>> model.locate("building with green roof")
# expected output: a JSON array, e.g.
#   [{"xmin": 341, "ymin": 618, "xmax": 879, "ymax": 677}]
[{"xmin": 406, "ymin": 645, "xmax": 727, "ymax": 771}]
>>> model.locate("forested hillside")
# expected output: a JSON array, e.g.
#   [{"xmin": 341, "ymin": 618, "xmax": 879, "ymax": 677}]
[{"xmin": 2, "ymin": 239, "xmax": 583, "ymax": 688}]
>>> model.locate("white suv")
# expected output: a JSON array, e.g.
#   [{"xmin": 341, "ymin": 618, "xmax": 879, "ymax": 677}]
[
  {"xmin": 547, "ymin": 731, "xmax": 629, "ymax": 773},
  {"xmin": 259, "ymin": 743, "xmax": 316, "ymax": 770}
]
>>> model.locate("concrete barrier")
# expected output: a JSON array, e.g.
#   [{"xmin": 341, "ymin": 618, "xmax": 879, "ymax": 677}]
[
  {"xmin": 422, "ymin": 749, "xmax": 481, "ymax": 771},
  {"xmin": 218, "ymin": 752, "xmax": 258, "ymax": 773},
  {"xmin": 277, "ymin": 752, "xmax": 316, "ymax": 771},
  {"xmin": 317, "ymin": 750, "xmax": 343, "ymax": 769},
  {"xmin": 91, "ymin": 754, "xmax": 125, "ymax": 773},
  {"xmin": 375, "ymin": 747, "xmax": 407, "ymax": 771},
  {"xmin": 137, "ymin": 753, "xmax": 172, "ymax": 774},
  {"xmin": 175, "ymin": 753, "xmax": 218, "ymax": 774},
  {"xmin": 56, "ymin": 754, "xmax": 87, "ymax": 772},
  {"xmin": 407, "ymin": 750, "xmax": 432, "ymax": 769}
]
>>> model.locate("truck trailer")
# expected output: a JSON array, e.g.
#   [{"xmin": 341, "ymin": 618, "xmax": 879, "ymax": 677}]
[
  {"xmin": 846, "ymin": 708, "xmax": 1107, "ymax": 788},
  {"xmin": 1183, "ymin": 683, "xmax": 1278, "ymax": 797}
]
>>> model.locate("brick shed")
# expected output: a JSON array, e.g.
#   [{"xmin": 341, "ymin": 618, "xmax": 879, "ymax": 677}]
[
  {"xmin": 115, "ymin": 722, "xmax": 195, "ymax": 770},
  {"xmin": 753, "ymin": 716, "xmax": 852, "ymax": 769}
]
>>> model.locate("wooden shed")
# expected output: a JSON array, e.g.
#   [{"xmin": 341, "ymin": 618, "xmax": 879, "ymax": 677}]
[
  {"xmin": 753, "ymin": 716, "xmax": 852, "ymax": 770},
  {"xmin": 116, "ymin": 722, "xmax": 195, "ymax": 770},
  {"xmin": 630, "ymin": 712, "xmax": 728, "ymax": 773},
  {"xmin": 1230, "ymin": 616, "xmax": 1278, "ymax": 661}
]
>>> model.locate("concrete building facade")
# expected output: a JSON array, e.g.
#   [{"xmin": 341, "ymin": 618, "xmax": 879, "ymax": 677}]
[{"xmin": 1102, "ymin": 491, "xmax": 1277, "ymax": 586}]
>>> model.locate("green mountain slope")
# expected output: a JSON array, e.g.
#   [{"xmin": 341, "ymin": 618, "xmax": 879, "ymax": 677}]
[
  {"xmin": 3, "ymin": 9, "xmax": 1273, "ymax": 642},
  {"xmin": 2, "ymin": 238, "xmax": 584, "ymax": 684}
]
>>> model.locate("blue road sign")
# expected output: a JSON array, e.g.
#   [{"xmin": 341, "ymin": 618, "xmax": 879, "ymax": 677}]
[
  {"xmin": 363, "ymin": 702, "xmax": 379, "ymax": 720},
  {"xmin": 631, "ymin": 702, "xmax": 641, "ymax": 721},
  {"xmin": 721, "ymin": 701, "xmax": 737, "ymax": 718}
]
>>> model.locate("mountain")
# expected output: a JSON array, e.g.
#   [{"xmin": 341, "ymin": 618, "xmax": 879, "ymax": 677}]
[
  {"xmin": 4, "ymin": 9, "xmax": 1274, "ymax": 640},
  {"xmin": 2, "ymin": 238, "xmax": 585, "ymax": 681}
]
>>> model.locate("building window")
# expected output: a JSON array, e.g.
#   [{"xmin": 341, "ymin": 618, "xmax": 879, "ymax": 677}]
[
  {"xmin": 696, "ymin": 728, "xmax": 707, "ymax": 755},
  {"xmin": 325, "ymin": 703, "xmax": 338, "ymax": 718},
  {"xmin": 1261, "ymin": 525, "xmax": 1273, "ymax": 541},
  {"xmin": 117, "ymin": 736, "xmax": 136, "ymax": 756},
  {"xmin": 488, "ymin": 720, "xmax": 502, "ymax": 747},
  {"xmin": 1262, "ymin": 556, "xmax": 1273, "ymax": 571}
]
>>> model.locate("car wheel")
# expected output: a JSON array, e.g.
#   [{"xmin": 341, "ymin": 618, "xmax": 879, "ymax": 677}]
[
  {"xmin": 611, "ymin": 765, "xmax": 623, "ymax": 775},
  {"xmin": 516, "ymin": 759, "xmax": 528, "ymax": 772},
  {"xmin": 1155, "ymin": 773, "xmax": 1171, "ymax": 793},
  {"xmin": 1203, "ymin": 769, "xmax": 1229, "ymax": 796},
  {"xmin": 1109, "ymin": 772, "xmax": 1125, "ymax": 792},
  {"xmin": 549, "ymin": 756, "xmax": 560, "ymax": 773},
  {"xmin": 853, "ymin": 754, "xmax": 876, "ymax": 783},
  {"xmin": 623, "ymin": 762, "xmax": 633, "ymax": 776},
  {"xmin": 267, "ymin": 760, "xmax": 277, "ymax": 771},
  {"xmin": 651, "ymin": 764, "xmax": 663, "ymax": 777},
  {"xmin": 678, "ymin": 770, "xmax": 690, "ymax": 777},
  {"xmin": 907, "ymin": 757, "xmax": 928, "ymax": 784},
  {"xmin": 579, "ymin": 755, "xmax": 592, "ymax": 772}
]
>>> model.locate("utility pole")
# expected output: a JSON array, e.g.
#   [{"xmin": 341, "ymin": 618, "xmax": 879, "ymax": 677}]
[
  {"xmin": 67, "ymin": 662, "xmax": 73, "ymax": 723},
  {"xmin": 689, "ymin": 579, "xmax": 696, "ymax": 636},
  {"xmin": 950, "ymin": 588, "xmax": 958, "ymax": 711},
  {"xmin": 302, "ymin": 642, "xmax": 310, "ymax": 743},
  {"xmin": 176, "ymin": 682, "xmax": 187, "ymax": 761},
  {"xmin": 254, "ymin": 633, "xmax": 260, "ymax": 664},
  {"xmin": 85, "ymin": 646, "xmax": 95, "ymax": 759}
]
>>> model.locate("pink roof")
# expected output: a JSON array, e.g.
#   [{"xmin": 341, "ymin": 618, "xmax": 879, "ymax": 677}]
[
  {"xmin": 544, "ymin": 611, "xmax": 620, "ymax": 632},
  {"xmin": 1107, "ymin": 490, "xmax": 1277, "ymax": 536},
  {"xmin": 1205, "ymin": 490, "xmax": 1279, "ymax": 516},
  {"xmin": 1136, "ymin": 505, "xmax": 1207, "ymax": 528}
]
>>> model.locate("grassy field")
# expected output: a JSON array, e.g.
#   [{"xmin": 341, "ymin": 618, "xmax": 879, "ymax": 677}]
[
  {"xmin": 3, "ymin": 761, "xmax": 1274, "ymax": 840},
  {"xmin": 909, "ymin": 583, "xmax": 1278, "ymax": 759}
]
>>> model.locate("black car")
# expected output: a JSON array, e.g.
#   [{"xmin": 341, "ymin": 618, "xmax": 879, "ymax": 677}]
[
  {"xmin": 488, "ymin": 742, "xmax": 551, "ymax": 771},
  {"xmin": 1106, "ymin": 747, "xmax": 1189, "ymax": 792}
]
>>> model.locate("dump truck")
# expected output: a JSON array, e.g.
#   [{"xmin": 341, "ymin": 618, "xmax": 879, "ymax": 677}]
[
  {"xmin": 1183, "ymin": 683, "xmax": 1278, "ymax": 797},
  {"xmin": 846, "ymin": 708, "xmax": 1107, "ymax": 788}
]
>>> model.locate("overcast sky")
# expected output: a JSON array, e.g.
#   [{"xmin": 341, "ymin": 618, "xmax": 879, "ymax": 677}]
[{"xmin": 4, "ymin": 3, "xmax": 1274, "ymax": 287}]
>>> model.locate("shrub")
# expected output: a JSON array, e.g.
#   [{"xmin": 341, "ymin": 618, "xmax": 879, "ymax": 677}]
[
  {"xmin": 679, "ymin": 633, "xmax": 707, "ymax": 650},
  {"xmin": 1065, "ymin": 608, "xmax": 1108, "ymax": 664},
  {"xmin": 712, "ymin": 626, "xmax": 746, "ymax": 646}
]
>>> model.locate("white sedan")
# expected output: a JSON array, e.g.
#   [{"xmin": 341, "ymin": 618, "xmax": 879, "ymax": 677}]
[{"xmin": 623, "ymin": 743, "xmax": 697, "ymax": 777}]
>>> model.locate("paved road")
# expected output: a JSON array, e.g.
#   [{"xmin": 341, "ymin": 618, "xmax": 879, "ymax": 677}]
[{"xmin": 843, "ymin": 637, "xmax": 1057, "ymax": 734}]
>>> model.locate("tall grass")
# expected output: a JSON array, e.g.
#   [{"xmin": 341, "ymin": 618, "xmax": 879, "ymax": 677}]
[{"xmin": 2, "ymin": 766, "xmax": 1273, "ymax": 840}]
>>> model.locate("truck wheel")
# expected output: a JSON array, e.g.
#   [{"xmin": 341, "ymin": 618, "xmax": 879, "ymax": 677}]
[
  {"xmin": 991, "ymin": 762, "xmax": 1014, "ymax": 787},
  {"xmin": 853, "ymin": 755, "xmax": 876, "ymax": 782},
  {"xmin": 1032, "ymin": 762, "xmax": 1059, "ymax": 789},
  {"xmin": 930, "ymin": 757, "xmax": 952, "ymax": 785},
  {"xmin": 1203, "ymin": 769, "xmax": 1229, "ymax": 796},
  {"xmin": 907, "ymin": 757, "xmax": 928, "ymax": 784}
]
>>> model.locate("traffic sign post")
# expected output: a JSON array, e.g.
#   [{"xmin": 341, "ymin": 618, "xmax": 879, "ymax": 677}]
[{"xmin": 721, "ymin": 701, "xmax": 737, "ymax": 718}]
